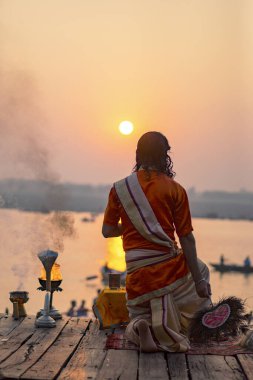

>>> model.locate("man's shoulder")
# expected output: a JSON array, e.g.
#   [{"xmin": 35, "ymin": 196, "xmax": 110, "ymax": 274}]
[
  {"xmin": 113, "ymin": 173, "xmax": 138, "ymax": 188},
  {"xmin": 168, "ymin": 178, "xmax": 186, "ymax": 190},
  {"xmin": 156, "ymin": 174, "xmax": 186, "ymax": 189}
]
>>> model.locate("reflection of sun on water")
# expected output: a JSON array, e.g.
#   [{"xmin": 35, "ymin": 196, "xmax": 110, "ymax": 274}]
[{"xmin": 106, "ymin": 238, "xmax": 126, "ymax": 272}]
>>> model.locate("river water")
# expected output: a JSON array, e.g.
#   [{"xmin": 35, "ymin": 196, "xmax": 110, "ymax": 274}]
[{"xmin": 0, "ymin": 210, "xmax": 252, "ymax": 316}]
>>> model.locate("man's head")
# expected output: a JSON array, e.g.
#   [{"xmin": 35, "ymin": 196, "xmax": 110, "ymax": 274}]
[{"xmin": 134, "ymin": 131, "xmax": 175, "ymax": 178}]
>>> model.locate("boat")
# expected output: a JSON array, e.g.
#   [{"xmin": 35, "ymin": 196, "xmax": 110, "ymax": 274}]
[
  {"xmin": 81, "ymin": 215, "xmax": 95, "ymax": 222},
  {"xmin": 210, "ymin": 263, "xmax": 253, "ymax": 274}
]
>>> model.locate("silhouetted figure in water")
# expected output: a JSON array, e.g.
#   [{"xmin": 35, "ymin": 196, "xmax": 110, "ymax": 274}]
[
  {"xmin": 77, "ymin": 300, "xmax": 89, "ymax": 317},
  {"xmin": 66, "ymin": 300, "xmax": 77, "ymax": 317},
  {"xmin": 244, "ymin": 256, "xmax": 251, "ymax": 268},
  {"xmin": 220, "ymin": 255, "xmax": 225, "ymax": 266}
]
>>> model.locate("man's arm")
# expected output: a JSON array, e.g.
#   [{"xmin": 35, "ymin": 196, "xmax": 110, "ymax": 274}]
[
  {"xmin": 102, "ymin": 223, "xmax": 123, "ymax": 238},
  {"xmin": 179, "ymin": 232, "xmax": 211, "ymax": 298}
]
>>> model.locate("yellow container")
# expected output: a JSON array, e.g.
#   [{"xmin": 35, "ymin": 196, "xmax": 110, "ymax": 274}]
[{"xmin": 93, "ymin": 288, "xmax": 129, "ymax": 329}]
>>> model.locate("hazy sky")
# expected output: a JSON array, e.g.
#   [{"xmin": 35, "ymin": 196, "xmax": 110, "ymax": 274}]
[{"xmin": 1, "ymin": 0, "xmax": 252, "ymax": 191}]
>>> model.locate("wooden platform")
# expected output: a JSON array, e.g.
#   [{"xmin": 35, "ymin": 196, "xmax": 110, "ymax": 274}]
[{"xmin": 0, "ymin": 314, "xmax": 253, "ymax": 380}]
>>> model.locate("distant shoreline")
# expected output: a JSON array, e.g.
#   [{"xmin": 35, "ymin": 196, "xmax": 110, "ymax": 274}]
[
  {"xmin": 0, "ymin": 179, "xmax": 253, "ymax": 221},
  {"xmin": 0, "ymin": 207, "xmax": 252, "ymax": 223}
]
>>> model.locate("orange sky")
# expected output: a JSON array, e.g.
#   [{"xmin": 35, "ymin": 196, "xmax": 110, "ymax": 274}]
[{"xmin": 0, "ymin": 0, "xmax": 253, "ymax": 191}]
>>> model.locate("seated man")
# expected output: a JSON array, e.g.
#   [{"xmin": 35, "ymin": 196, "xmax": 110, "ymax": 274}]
[{"xmin": 102, "ymin": 131, "xmax": 212, "ymax": 352}]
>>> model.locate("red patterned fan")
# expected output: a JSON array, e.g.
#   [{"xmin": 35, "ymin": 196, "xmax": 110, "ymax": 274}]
[{"xmin": 189, "ymin": 296, "xmax": 247, "ymax": 343}]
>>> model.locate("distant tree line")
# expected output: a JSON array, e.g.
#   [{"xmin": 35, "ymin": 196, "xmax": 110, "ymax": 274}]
[{"xmin": 0, "ymin": 179, "xmax": 253, "ymax": 220}]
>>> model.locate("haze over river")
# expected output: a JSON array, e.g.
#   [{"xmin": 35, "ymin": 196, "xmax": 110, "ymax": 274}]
[{"xmin": 0, "ymin": 210, "xmax": 252, "ymax": 316}]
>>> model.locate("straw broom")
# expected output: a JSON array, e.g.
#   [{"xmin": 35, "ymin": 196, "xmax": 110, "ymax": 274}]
[{"xmin": 189, "ymin": 296, "xmax": 247, "ymax": 343}]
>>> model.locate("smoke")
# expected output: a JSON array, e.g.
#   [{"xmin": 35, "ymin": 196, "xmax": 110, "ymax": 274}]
[
  {"xmin": 11, "ymin": 263, "xmax": 27, "ymax": 291},
  {"xmin": 0, "ymin": 69, "xmax": 76, "ymax": 289},
  {"xmin": 48, "ymin": 212, "xmax": 76, "ymax": 252},
  {"xmin": 0, "ymin": 70, "xmax": 57, "ymax": 181}
]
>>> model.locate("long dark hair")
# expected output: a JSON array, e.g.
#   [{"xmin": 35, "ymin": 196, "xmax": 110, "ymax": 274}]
[{"xmin": 133, "ymin": 131, "xmax": 175, "ymax": 178}]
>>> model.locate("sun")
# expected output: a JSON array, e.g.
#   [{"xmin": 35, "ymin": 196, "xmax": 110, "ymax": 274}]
[{"xmin": 118, "ymin": 121, "xmax": 134, "ymax": 135}]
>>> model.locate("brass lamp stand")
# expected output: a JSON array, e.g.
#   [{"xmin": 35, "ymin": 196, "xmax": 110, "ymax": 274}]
[{"xmin": 35, "ymin": 250, "xmax": 58, "ymax": 328}]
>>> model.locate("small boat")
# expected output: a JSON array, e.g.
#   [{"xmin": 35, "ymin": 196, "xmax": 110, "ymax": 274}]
[
  {"xmin": 210, "ymin": 263, "xmax": 253, "ymax": 274},
  {"xmin": 85, "ymin": 275, "xmax": 99, "ymax": 281},
  {"xmin": 81, "ymin": 216, "xmax": 95, "ymax": 223},
  {"xmin": 81, "ymin": 213, "xmax": 99, "ymax": 223}
]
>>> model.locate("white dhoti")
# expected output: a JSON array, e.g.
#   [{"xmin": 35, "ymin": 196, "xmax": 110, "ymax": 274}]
[{"xmin": 125, "ymin": 259, "xmax": 211, "ymax": 352}]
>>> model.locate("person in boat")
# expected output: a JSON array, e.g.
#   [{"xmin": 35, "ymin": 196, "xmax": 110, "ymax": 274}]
[
  {"xmin": 77, "ymin": 300, "xmax": 89, "ymax": 317},
  {"xmin": 220, "ymin": 254, "xmax": 225, "ymax": 266},
  {"xmin": 102, "ymin": 131, "xmax": 212, "ymax": 353},
  {"xmin": 66, "ymin": 299, "xmax": 77, "ymax": 317},
  {"xmin": 244, "ymin": 256, "xmax": 251, "ymax": 268}
]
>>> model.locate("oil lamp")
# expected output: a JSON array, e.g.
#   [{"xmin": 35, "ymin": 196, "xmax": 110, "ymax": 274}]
[
  {"xmin": 35, "ymin": 250, "xmax": 59, "ymax": 328},
  {"xmin": 9, "ymin": 291, "xmax": 29, "ymax": 319},
  {"xmin": 37, "ymin": 263, "xmax": 63, "ymax": 320}
]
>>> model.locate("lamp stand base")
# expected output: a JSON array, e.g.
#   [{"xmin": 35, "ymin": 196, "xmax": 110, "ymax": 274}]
[{"xmin": 35, "ymin": 314, "xmax": 56, "ymax": 328}]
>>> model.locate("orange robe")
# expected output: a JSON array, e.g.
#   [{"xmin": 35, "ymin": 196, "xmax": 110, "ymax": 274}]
[
  {"xmin": 103, "ymin": 171, "xmax": 210, "ymax": 352},
  {"xmin": 103, "ymin": 170, "xmax": 193, "ymax": 300}
]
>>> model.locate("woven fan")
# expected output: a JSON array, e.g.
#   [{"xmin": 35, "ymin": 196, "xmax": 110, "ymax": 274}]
[{"xmin": 189, "ymin": 296, "xmax": 247, "ymax": 343}]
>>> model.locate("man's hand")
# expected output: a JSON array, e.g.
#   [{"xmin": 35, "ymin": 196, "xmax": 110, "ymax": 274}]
[
  {"xmin": 195, "ymin": 280, "xmax": 212, "ymax": 298},
  {"xmin": 179, "ymin": 232, "xmax": 212, "ymax": 298}
]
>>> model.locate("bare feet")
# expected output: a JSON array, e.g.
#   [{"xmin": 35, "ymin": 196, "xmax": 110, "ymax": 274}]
[{"xmin": 135, "ymin": 319, "xmax": 157, "ymax": 353}]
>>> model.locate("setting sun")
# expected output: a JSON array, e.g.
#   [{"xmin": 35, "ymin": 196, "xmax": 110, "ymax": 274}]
[{"xmin": 118, "ymin": 121, "xmax": 134, "ymax": 135}]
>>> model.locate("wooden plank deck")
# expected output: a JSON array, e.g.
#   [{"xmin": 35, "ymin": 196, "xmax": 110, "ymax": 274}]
[{"xmin": 0, "ymin": 316, "xmax": 252, "ymax": 380}]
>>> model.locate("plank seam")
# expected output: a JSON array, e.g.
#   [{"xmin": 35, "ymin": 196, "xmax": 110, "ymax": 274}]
[
  {"xmin": 0, "ymin": 317, "xmax": 25, "ymax": 337},
  {"xmin": 54, "ymin": 318, "xmax": 92, "ymax": 379},
  {"xmin": 233, "ymin": 355, "xmax": 249, "ymax": 380},
  {"xmin": 17, "ymin": 318, "xmax": 70, "ymax": 378},
  {"xmin": 137, "ymin": 348, "xmax": 140, "ymax": 380},
  {"xmin": 185, "ymin": 354, "xmax": 193, "ymax": 380},
  {"xmin": 0, "ymin": 331, "xmax": 34, "ymax": 365}
]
